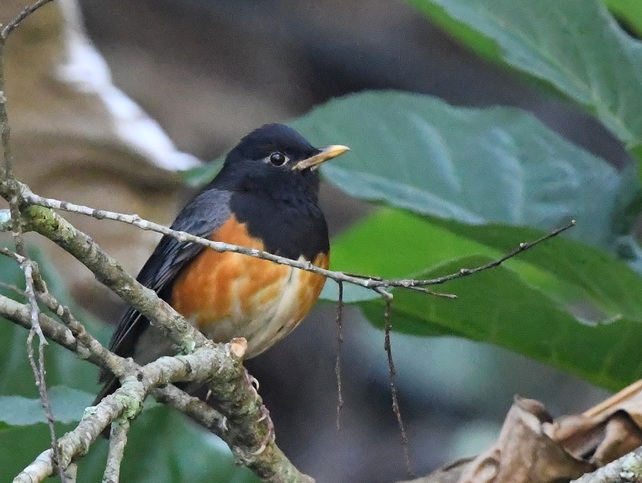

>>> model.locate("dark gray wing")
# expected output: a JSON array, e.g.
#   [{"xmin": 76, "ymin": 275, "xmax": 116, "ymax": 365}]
[{"xmin": 98, "ymin": 189, "xmax": 232, "ymax": 386}]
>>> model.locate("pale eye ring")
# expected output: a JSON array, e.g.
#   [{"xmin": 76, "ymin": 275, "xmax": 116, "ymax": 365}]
[{"xmin": 268, "ymin": 152, "xmax": 287, "ymax": 166}]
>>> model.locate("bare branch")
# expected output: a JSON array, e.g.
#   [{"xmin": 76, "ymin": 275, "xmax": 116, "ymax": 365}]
[
  {"xmin": 13, "ymin": 341, "xmax": 313, "ymax": 482},
  {"xmin": 104, "ymin": 419, "xmax": 130, "ymax": 483},
  {"xmin": 0, "ymin": 1, "xmax": 63, "ymax": 472},
  {"xmin": 570, "ymin": 447, "xmax": 642, "ymax": 483},
  {"xmin": 13, "ymin": 449, "xmax": 54, "ymax": 483},
  {"xmin": 2, "ymin": 285, "xmax": 312, "ymax": 482},
  {"xmin": 384, "ymin": 298, "xmax": 413, "ymax": 478},
  {"xmin": 335, "ymin": 281, "xmax": 344, "ymax": 431},
  {"xmin": 0, "ymin": 293, "xmax": 93, "ymax": 360},
  {"xmin": 393, "ymin": 219, "xmax": 577, "ymax": 288},
  {"xmin": 1, "ymin": 154, "xmax": 573, "ymax": 483},
  {"xmin": 35, "ymin": 285, "xmax": 124, "ymax": 374},
  {"xmin": 17, "ymin": 190, "xmax": 400, "ymax": 296},
  {"xmin": 9, "ymin": 190, "xmax": 575, "ymax": 298}
]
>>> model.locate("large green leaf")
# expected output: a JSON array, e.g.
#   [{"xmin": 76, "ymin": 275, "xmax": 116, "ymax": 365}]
[
  {"xmin": 0, "ymin": 251, "xmax": 104, "ymax": 397},
  {"xmin": 405, "ymin": 1, "xmax": 502, "ymax": 62},
  {"xmin": 605, "ymin": 0, "xmax": 642, "ymax": 38},
  {"xmin": 0, "ymin": 421, "xmax": 77, "ymax": 481},
  {"xmin": 0, "ymin": 386, "xmax": 93, "ymax": 426},
  {"xmin": 292, "ymin": 91, "xmax": 639, "ymax": 252},
  {"xmin": 326, "ymin": 209, "xmax": 642, "ymax": 389},
  {"xmin": 406, "ymin": 0, "xmax": 642, "ymax": 164}
]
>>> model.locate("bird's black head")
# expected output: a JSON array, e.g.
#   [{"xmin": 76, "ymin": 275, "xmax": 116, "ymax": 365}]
[{"xmin": 213, "ymin": 124, "xmax": 348, "ymax": 202}]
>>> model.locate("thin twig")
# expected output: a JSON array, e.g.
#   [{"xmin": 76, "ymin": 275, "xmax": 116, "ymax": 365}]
[
  {"xmin": 14, "ymin": 191, "xmax": 575, "ymax": 296},
  {"xmin": 0, "ymin": 279, "xmax": 25, "ymax": 296},
  {"xmin": 17, "ymin": 190, "xmax": 397, "ymax": 296},
  {"xmin": 335, "ymin": 281, "xmax": 344, "ymax": 432},
  {"xmin": 20, "ymin": 258, "xmax": 45, "ymax": 340},
  {"xmin": 22, "ymin": 260, "xmax": 64, "ymax": 481},
  {"xmin": 384, "ymin": 298, "xmax": 413, "ymax": 478},
  {"xmin": 0, "ymin": 0, "xmax": 55, "ymax": 39},
  {"xmin": 0, "ymin": 293, "xmax": 93, "ymax": 360},
  {"xmin": 0, "ymin": 2, "xmax": 62, "ymax": 478},
  {"xmin": 29, "ymin": 269, "xmax": 127, "ymax": 377},
  {"xmin": 103, "ymin": 419, "xmax": 130, "ymax": 483},
  {"xmin": 2, "ymin": 212, "xmax": 62, "ymax": 478},
  {"xmin": 392, "ymin": 220, "xmax": 577, "ymax": 288}
]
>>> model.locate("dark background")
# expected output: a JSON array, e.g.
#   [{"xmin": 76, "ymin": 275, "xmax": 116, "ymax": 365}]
[{"xmin": 75, "ymin": 1, "xmax": 618, "ymax": 481}]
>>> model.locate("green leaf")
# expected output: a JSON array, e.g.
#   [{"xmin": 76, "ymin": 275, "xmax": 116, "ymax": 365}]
[
  {"xmin": 406, "ymin": 0, "xmax": 502, "ymax": 62},
  {"xmin": 292, "ymin": 91, "xmax": 639, "ymax": 251},
  {"xmin": 180, "ymin": 161, "xmax": 223, "ymax": 187},
  {"xmin": 604, "ymin": 0, "xmax": 642, "ymax": 39},
  {"xmin": 93, "ymin": 406, "xmax": 258, "ymax": 483},
  {"xmin": 0, "ymin": 248, "xmax": 107, "ymax": 398},
  {"xmin": 0, "ymin": 386, "xmax": 93, "ymax": 426},
  {"xmin": 0, "ymin": 407, "xmax": 257, "ymax": 483},
  {"xmin": 406, "ymin": 0, "xmax": 642, "ymax": 163},
  {"xmin": 327, "ymin": 209, "xmax": 642, "ymax": 389},
  {"xmin": 0, "ymin": 421, "xmax": 76, "ymax": 481},
  {"xmin": 435, "ymin": 218, "xmax": 642, "ymax": 321}
]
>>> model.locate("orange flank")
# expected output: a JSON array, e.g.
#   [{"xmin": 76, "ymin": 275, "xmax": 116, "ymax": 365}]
[{"xmin": 170, "ymin": 215, "xmax": 329, "ymax": 357}]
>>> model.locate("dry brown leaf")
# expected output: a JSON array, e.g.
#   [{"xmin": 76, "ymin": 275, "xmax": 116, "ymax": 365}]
[
  {"xmin": 547, "ymin": 380, "xmax": 642, "ymax": 467},
  {"xmin": 402, "ymin": 396, "xmax": 592, "ymax": 483},
  {"xmin": 404, "ymin": 379, "xmax": 642, "ymax": 483}
]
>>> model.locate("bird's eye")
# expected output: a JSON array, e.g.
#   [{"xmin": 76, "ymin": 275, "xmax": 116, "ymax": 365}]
[{"xmin": 268, "ymin": 152, "xmax": 287, "ymax": 166}]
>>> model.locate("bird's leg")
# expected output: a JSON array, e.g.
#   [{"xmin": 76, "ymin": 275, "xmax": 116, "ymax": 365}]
[
  {"xmin": 243, "ymin": 369, "xmax": 275, "ymax": 454},
  {"xmin": 252, "ymin": 404, "xmax": 275, "ymax": 455}
]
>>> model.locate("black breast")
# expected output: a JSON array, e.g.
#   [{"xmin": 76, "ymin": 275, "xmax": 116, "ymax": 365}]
[{"xmin": 229, "ymin": 190, "xmax": 329, "ymax": 261}]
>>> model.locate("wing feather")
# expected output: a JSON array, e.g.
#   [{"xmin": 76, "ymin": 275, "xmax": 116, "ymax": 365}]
[{"xmin": 98, "ymin": 189, "xmax": 232, "ymax": 385}]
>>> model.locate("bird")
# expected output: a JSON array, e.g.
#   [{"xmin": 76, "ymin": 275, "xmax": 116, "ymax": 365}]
[{"xmin": 96, "ymin": 123, "xmax": 349, "ymax": 402}]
